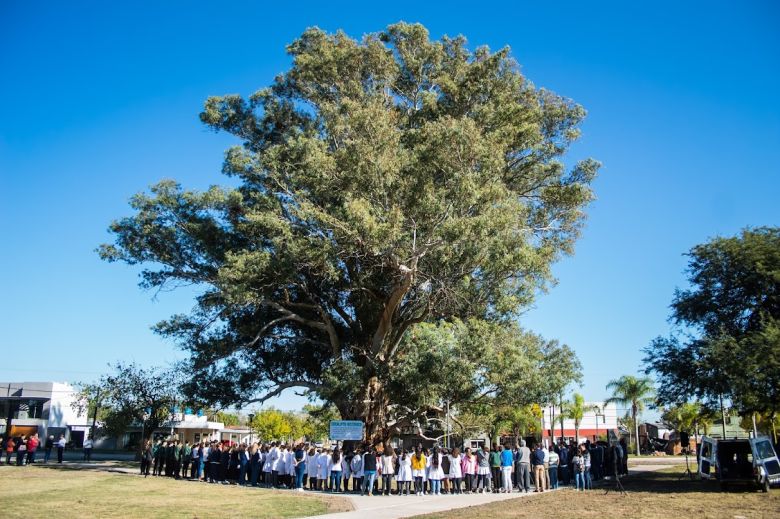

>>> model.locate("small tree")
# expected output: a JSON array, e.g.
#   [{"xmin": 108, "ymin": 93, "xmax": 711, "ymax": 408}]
[
  {"xmin": 302, "ymin": 404, "xmax": 341, "ymax": 442},
  {"xmin": 606, "ymin": 375, "xmax": 655, "ymax": 456},
  {"xmin": 250, "ymin": 408, "xmax": 293, "ymax": 442},
  {"xmin": 215, "ymin": 411, "xmax": 241, "ymax": 427},
  {"xmin": 563, "ymin": 393, "xmax": 586, "ymax": 444},
  {"xmin": 76, "ymin": 363, "xmax": 181, "ymax": 458}
]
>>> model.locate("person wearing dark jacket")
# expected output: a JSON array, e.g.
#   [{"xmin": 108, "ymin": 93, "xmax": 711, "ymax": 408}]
[
  {"xmin": 362, "ymin": 446, "xmax": 378, "ymax": 496},
  {"xmin": 531, "ymin": 444, "xmax": 546, "ymax": 492},
  {"xmin": 43, "ymin": 435, "xmax": 54, "ymax": 464},
  {"xmin": 219, "ymin": 445, "xmax": 230, "ymax": 483},
  {"xmin": 558, "ymin": 442, "xmax": 570, "ymax": 486},
  {"xmin": 208, "ymin": 443, "xmax": 222, "ymax": 483},
  {"xmin": 141, "ymin": 441, "xmax": 153, "ymax": 477},
  {"xmin": 250, "ymin": 444, "xmax": 262, "ymax": 487}
]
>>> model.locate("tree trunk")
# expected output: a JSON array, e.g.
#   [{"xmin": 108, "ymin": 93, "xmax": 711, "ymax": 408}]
[
  {"xmin": 550, "ymin": 405, "xmax": 555, "ymax": 443},
  {"xmin": 633, "ymin": 404, "xmax": 640, "ymax": 457},
  {"xmin": 559, "ymin": 394, "xmax": 565, "ymax": 443},
  {"xmin": 339, "ymin": 375, "xmax": 391, "ymax": 446},
  {"xmin": 719, "ymin": 394, "xmax": 727, "ymax": 438}
]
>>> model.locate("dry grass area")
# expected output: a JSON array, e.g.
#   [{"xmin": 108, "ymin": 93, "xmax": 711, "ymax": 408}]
[
  {"xmin": 413, "ymin": 466, "xmax": 780, "ymax": 519},
  {"xmin": 0, "ymin": 465, "xmax": 351, "ymax": 519}
]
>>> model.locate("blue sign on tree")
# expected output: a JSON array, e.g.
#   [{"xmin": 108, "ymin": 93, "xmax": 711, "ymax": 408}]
[{"xmin": 329, "ymin": 420, "xmax": 364, "ymax": 441}]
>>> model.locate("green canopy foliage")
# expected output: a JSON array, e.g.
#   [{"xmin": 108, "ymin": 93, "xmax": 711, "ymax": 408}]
[
  {"xmin": 644, "ymin": 227, "xmax": 780, "ymax": 420},
  {"xmin": 75, "ymin": 363, "xmax": 182, "ymax": 454},
  {"xmin": 99, "ymin": 22, "xmax": 597, "ymax": 441}
]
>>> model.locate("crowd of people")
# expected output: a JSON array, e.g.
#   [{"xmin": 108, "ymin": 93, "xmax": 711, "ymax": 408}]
[
  {"xmin": 1, "ymin": 433, "xmax": 92, "ymax": 465},
  {"xmin": 139, "ymin": 436, "xmax": 629, "ymax": 496}
]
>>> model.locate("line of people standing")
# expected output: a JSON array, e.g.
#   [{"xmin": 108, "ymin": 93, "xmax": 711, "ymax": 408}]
[{"xmin": 134, "ymin": 437, "xmax": 624, "ymax": 496}]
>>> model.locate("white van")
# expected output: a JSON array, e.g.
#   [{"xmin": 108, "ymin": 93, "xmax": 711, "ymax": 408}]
[{"xmin": 698, "ymin": 436, "xmax": 780, "ymax": 492}]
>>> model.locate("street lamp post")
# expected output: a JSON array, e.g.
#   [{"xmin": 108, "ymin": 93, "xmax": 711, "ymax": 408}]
[
  {"xmin": 594, "ymin": 405, "xmax": 605, "ymax": 442},
  {"xmin": 248, "ymin": 413, "xmax": 255, "ymax": 444}
]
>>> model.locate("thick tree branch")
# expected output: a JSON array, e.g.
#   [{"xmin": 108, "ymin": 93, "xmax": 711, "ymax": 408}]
[
  {"xmin": 244, "ymin": 381, "xmax": 321, "ymax": 405},
  {"xmin": 371, "ymin": 258, "xmax": 417, "ymax": 357}
]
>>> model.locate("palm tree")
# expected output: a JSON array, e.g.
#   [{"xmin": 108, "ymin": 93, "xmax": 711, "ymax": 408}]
[
  {"xmin": 563, "ymin": 393, "xmax": 587, "ymax": 444},
  {"xmin": 606, "ymin": 375, "xmax": 655, "ymax": 456}
]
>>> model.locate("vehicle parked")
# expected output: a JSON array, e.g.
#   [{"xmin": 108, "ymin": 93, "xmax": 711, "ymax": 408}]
[{"xmin": 698, "ymin": 435, "xmax": 780, "ymax": 492}]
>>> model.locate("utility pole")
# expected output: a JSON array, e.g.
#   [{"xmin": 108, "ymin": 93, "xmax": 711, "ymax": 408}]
[
  {"xmin": 90, "ymin": 388, "xmax": 101, "ymax": 441},
  {"xmin": 719, "ymin": 394, "xmax": 727, "ymax": 438},
  {"xmin": 170, "ymin": 398, "xmax": 177, "ymax": 438},
  {"xmin": 5, "ymin": 383, "xmax": 13, "ymax": 436}
]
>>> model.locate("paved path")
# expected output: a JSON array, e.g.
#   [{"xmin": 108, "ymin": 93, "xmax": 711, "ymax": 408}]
[
  {"xmin": 302, "ymin": 458, "xmax": 690, "ymax": 519},
  {"xmin": 302, "ymin": 489, "xmax": 548, "ymax": 519}
]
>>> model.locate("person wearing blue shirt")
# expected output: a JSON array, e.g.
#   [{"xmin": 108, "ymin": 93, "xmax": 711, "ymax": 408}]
[{"xmin": 499, "ymin": 445, "xmax": 514, "ymax": 492}]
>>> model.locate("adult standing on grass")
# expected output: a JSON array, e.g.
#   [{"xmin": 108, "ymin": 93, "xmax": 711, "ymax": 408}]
[
  {"xmin": 531, "ymin": 444, "xmax": 546, "ymax": 492},
  {"xmin": 362, "ymin": 445, "xmax": 378, "ymax": 496},
  {"xmin": 293, "ymin": 443, "xmax": 306, "ymax": 491},
  {"xmin": 500, "ymin": 444, "xmax": 514, "ymax": 493},
  {"xmin": 329, "ymin": 447, "xmax": 344, "ymax": 493},
  {"xmin": 581, "ymin": 444, "xmax": 592, "ymax": 490},
  {"xmin": 557, "ymin": 441, "xmax": 569, "ymax": 486},
  {"xmin": 26, "ymin": 433, "xmax": 39, "ymax": 464},
  {"xmin": 16, "ymin": 435, "xmax": 27, "ymax": 465},
  {"xmin": 4, "ymin": 436, "xmax": 15, "ymax": 465},
  {"xmin": 547, "ymin": 446, "xmax": 559, "ymax": 489},
  {"xmin": 82, "ymin": 436, "xmax": 93, "ymax": 462},
  {"xmin": 307, "ymin": 447, "xmax": 319, "ymax": 490},
  {"xmin": 182, "ymin": 441, "xmax": 192, "ymax": 480},
  {"xmin": 152, "ymin": 440, "xmax": 163, "ymax": 476},
  {"xmin": 342, "ymin": 448, "xmax": 353, "ymax": 492},
  {"xmin": 619, "ymin": 438, "xmax": 629, "ymax": 475},
  {"xmin": 141, "ymin": 440, "xmax": 152, "ymax": 477},
  {"xmin": 572, "ymin": 448, "xmax": 584, "ymax": 490},
  {"xmin": 316, "ymin": 447, "xmax": 330, "ymax": 490},
  {"xmin": 190, "ymin": 442, "xmax": 201, "ymax": 480},
  {"xmin": 43, "ymin": 435, "xmax": 54, "ymax": 464},
  {"xmin": 515, "ymin": 441, "xmax": 531, "ymax": 492},
  {"xmin": 489, "ymin": 445, "xmax": 502, "ymax": 493},
  {"xmin": 56, "ymin": 434, "xmax": 66, "ymax": 464},
  {"xmin": 350, "ymin": 447, "xmax": 363, "ymax": 493}
]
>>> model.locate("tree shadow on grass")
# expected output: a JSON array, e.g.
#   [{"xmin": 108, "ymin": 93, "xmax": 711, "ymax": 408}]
[{"xmin": 602, "ymin": 470, "xmax": 766, "ymax": 495}]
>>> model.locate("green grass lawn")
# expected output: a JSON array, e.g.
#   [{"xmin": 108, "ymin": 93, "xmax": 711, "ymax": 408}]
[
  {"xmin": 412, "ymin": 466, "xmax": 780, "ymax": 519},
  {"xmin": 0, "ymin": 465, "xmax": 351, "ymax": 519}
]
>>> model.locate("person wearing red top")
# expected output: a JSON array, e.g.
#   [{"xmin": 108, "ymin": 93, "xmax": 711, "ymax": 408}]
[{"xmin": 26, "ymin": 434, "xmax": 40, "ymax": 464}]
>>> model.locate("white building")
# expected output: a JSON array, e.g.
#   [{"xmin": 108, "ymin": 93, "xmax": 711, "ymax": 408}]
[
  {"xmin": 0, "ymin": 381, "xmax": 91, "ymax": 445},
  {"xmin": 541, "ymin": 401, "xmax": 619, "ymax": 444}
]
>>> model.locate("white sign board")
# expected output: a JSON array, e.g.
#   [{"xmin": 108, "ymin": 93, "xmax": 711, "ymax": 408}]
[{"xmin": 329, "ymin": 420, "xmax": 364, "ymax": 441}]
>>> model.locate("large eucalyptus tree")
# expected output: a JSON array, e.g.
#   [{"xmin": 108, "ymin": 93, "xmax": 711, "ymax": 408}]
[{"xmin": 100, "ymin": 22, "xmax": 598, "ymax": 442}]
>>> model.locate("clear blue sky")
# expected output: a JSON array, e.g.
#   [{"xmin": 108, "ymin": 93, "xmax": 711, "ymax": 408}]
[{"xmin": 1, "ymin": 1, "xmax": 778, "ymax": 416}]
